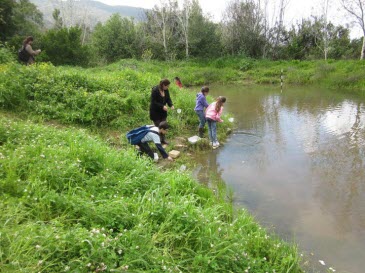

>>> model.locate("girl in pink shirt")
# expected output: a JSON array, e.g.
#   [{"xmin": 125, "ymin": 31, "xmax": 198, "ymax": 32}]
[{"xmin": 205, "ymin": 96, "xmax": 226, "ymax": 148}]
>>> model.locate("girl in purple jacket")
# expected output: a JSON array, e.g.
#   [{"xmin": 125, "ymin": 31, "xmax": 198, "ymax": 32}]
[{"xmin": 194, "ymin": 86, "xmax": 210, "ymax": 137}]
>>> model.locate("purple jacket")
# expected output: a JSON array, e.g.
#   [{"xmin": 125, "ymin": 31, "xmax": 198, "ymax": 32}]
[{"xmin": 194, "ymin": 93, "xmax": 209, "ymax": 111}]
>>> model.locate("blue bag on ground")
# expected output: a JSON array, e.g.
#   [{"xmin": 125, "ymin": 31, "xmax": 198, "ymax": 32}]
[{"xmin": 126, "ymin": 125, "xmax": 155, "ymax": 145}]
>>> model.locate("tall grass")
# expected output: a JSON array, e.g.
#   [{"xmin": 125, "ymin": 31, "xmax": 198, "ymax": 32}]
[{"xmin": 0, "ymin": 117, "xmax": 302, "ymax": 272}]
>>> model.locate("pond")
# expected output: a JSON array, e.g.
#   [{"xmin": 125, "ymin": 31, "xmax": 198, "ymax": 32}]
[{"xmin": 192, "ymin": 84, "xmax": 365, "ymax": 273}]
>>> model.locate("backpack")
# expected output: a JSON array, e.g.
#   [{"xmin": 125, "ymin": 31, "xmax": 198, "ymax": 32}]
[
  {"xmin": 126, "ymin": 125, "xmax": 159, "ymax": 145},
  {"xmin": 18, "ymin": 46, "xmax": 30, "ymax": 63}
]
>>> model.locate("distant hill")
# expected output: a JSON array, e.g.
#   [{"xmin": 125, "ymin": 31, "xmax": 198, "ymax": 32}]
[{"xmin": 29, "ymin": 0, "xmax": 147, "ymax": 28}]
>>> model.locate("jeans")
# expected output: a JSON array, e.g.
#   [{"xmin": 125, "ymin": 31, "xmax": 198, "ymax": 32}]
[
  {"xmin": 195, "ymin": 110, "xmax": 206, "ymax": 128},
  {"xmin": 207, "ymin": 118, "xmax": 217, "ymax": 142}
]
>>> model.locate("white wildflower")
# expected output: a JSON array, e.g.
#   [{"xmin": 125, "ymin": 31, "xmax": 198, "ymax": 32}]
[{"xmin": 319, "ymin": 260, "xmax": 325, "ymax": 266}]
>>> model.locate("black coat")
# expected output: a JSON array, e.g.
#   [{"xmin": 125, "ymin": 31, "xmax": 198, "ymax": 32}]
[{"xmin": 149, "ymin": 85, "xmax": 173, "ymax": 121}]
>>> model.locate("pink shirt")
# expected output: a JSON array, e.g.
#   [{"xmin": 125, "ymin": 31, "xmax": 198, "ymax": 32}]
[{"xmin": 205, "ymin": 102, "xmax": 223, "ymax": 122}]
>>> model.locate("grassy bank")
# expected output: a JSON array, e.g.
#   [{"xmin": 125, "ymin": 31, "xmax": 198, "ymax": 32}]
[
  {"xmin": 4, "ymin": 57, "xmax": 355, "ymax": 272},
  {"xmin": 214, "ymin": 58, "xmax": 365, "ymax": 94},
  {"xmin": 0, "ymin": 117, "xmax": 302, "ymax": 272},
  {"xmin": 0, "ymin": 61, "xmax": 234, "ymax": 142}
]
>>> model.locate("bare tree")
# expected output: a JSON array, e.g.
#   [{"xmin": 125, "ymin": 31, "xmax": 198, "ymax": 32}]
[
  {"xmin": 145, "ymin": 0, "xmax": 178, "ymax": 60},
  {"xmin": 321, "ymin": 0, "xmax": 330, "ymax": 60},
  {"xmin": 340, "ymin": 0, "xmax": 365, "ymax": 59},
  {"xmin": 273, "ymin": 0, "xmax": 290, "ymax": 55},
  {"xmin": 50, "ymin": 0, "xmax": 92, "ymax": 44},
  {"xmin": 177, "ymin": 0, "xmax": 193, "ymax": 59}
]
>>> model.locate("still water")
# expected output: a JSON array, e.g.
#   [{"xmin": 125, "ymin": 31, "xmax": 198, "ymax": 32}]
[{"xmin": 192, "ymin": 85, "xmax": 365, "ymax": 273}]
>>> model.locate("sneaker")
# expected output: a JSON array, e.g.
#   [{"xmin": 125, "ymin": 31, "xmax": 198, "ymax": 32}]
[
  {"xmin": 213, "ymin": 141, "xmax": 220, "ymax": 147},
  {"xmin": 215, "ymin": 141, "xmax": 220, "ymax": 146}
]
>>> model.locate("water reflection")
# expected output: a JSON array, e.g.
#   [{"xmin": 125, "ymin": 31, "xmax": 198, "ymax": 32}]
[{"xmin": 193, "ymin": 85, "xmax": 365, "ymax": 273}]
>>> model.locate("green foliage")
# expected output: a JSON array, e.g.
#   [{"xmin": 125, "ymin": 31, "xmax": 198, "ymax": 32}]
[
  {"xmin": 91, "ymin": 15, "xmax": 141, "ymax": 63},
  {"xmin": 2, "ymin": 0, "xmax": 43, "ymax": 49},
  {"xmin": 39, "ymin": 27, "xmax": 89, "ymax": 66},
  {"xmin": 0, "ymin": 117, "xmax": 302, "ymax": 273},
  {"xmin": 0, "ymin": 0, "xmax": 15, "ymax": 41},
  {"xmin": 0, "ymin": 43, "xmax": 15, "ymax": 64}
]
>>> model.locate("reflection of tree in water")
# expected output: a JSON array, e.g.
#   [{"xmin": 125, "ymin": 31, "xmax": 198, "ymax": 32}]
[{"xmin": 310, "ymin": 101, "xmax": 365, "ymax": 236}]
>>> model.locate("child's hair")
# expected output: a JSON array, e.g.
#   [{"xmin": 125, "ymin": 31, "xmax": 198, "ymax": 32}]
[
  {"xmin": 201, "ymin": 86, "xmax": 209, "ymax": 93},
  {"xmin": 158, "ymin": 121, "xmax": 169, "ymax": 130},
  {"xmin": 215, "ymin": 96, "xmax": 226, "ymax": 112},
  {"xmin": 174, "ymin": 77, "xmax": 181, "ymax": 81},
  {"xmin": 159, "ymin": 79, "xmax": 171, "ymax": 90}
]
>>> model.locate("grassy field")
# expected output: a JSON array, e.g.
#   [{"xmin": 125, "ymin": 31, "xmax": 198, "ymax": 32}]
[{"xmin": 5, "ymin": 56, "xmax": 362, "ymax": 272}]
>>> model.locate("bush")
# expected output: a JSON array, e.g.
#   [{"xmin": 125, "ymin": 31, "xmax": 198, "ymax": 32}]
[{"xmin": 0, "ymin": 43, "xmax": 16, "ymax": 64}]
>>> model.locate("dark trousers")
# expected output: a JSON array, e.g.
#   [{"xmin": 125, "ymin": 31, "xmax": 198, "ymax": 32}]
[
  {"xmin": 137, "ymin": 142, "xmax": 154, "ymax": 159},
  {"xmin": 152, "ymin": 118, "xmax": 166, "ymax": 127}
]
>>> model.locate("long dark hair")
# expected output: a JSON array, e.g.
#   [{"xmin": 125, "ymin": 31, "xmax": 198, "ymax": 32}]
[
  {"xmin": 23, "ymin": 36, "xmax": 34, "ymax": 47},
  {"xmin": 159, "ymin": 79, "xmax": 170, "ymax": 91},
  {"xmin": 215, "ymin": 96, "xmax": 226, "ymax": 112}
]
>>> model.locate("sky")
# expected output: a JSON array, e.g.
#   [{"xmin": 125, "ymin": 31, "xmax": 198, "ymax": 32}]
[{"xmin": 97, "ymin": 0, "xmax": 361, "ymax": 38}]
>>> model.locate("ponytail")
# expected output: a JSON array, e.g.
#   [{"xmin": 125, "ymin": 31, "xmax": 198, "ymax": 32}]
[{"xmin": 215, "ymin": 96, "xmax": 226, "ymax": 113}]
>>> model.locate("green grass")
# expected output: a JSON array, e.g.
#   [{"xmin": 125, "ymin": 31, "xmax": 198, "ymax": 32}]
[
  {"xmin": 5, "ymin": 56, "xmax": 359, "ymax": 272},
  {"xmin": 0, "ymin": 117, "xmax": 302, "ymax": 272}
]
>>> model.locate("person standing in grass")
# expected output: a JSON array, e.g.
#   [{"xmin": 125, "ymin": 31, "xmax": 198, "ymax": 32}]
[
  {"xmin": 205, "ymin": 96, "xmax": 226, "ymax": 148},
  {"xmin": 150, "ymin": 79, "xmax": 174, "ymax": 145},
  {"xmin": 19, "ymin": 36, "xmax": 41, "ymax": 65},
  {"xmin": 174, "ymin": 77, "xmax": 183, "ymax": 88},
  {"xmin": 194, "ymin": 86, "xmax": 209, "ymax": 137},
  {"xmin": 134, "ymin": 121, "xmax": 173, "ymax": 161}
]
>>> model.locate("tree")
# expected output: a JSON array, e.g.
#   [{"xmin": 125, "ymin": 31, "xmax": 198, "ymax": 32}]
[
  {"xmin": 0, "ymin": 0, "xmax": 43, "ymax": 44},
  {"xmin": 221, "ymin": 0, "xmax": 266, "ymax": 58},
  {"xmin": 92, "ymin": 14, "xmax": 140, "ymax": 63},
  {"xmin": 52, "ymin": 8, "xmax": 63, "ymax": 30},
  {"xmin": 272, "ymin": 0, "xmax": 290, "ymax": 58},
  {"xmin": 320, "ymin": 0, "xmax": 330, "ymax": 60},
  {"xmin": 177, "ymin": 0, "xmax": 192, "ymax": 59},
  {"xmin": 144, "ymin": 1, "xmax": 179, "ymax": 60},
  {"xmin": 0, "ymin": 0, "xmax": 15, "ymax": 42},
  {"xmin": 40, "ymin": 26, "xmax": 89, "ymax": 66},
  {"xmin": 340, "ymin": 0, "xmax": 365, "ymax": 59},
  {"xmin": 188, "ymin": 1, "xmax": 221, "ymax": 58}
]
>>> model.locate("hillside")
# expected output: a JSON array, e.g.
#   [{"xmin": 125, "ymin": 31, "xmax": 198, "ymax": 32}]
[{"xmin": 30, "ymin": 0, "xmax": 146, "ymax": 28}]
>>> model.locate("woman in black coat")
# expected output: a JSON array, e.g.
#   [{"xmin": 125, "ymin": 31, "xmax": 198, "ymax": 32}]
[{"xmin": 149, "ymin": 79, "xmax": 174, "ymax": 144}]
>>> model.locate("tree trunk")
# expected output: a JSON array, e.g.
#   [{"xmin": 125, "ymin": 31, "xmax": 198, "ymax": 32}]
[{"xmin": 361, "ymin": 35, "xmax": 365, "ymax": 60}]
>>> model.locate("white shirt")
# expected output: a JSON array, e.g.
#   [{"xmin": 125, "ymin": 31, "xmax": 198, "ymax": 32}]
[{"xmin": 141, "ymin": 126, "xmax": 160, "ymax": 144}]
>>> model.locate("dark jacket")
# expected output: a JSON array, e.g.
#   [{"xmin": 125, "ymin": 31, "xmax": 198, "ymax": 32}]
[{"xmin": 149, "ymin": 85, "xmax": 173, "ymax": 121}]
